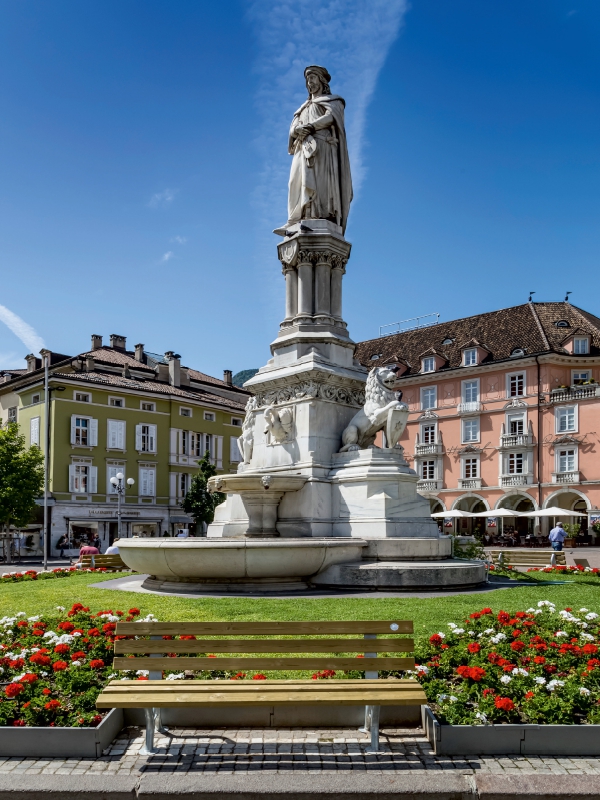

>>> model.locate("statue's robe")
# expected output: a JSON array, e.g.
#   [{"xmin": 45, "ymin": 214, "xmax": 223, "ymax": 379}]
[{"xmin": 287, "ymin": 94, "xmax": 353, "ymax": 234}]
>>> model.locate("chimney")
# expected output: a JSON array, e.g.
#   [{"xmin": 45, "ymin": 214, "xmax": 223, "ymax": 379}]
[
  {"xmin": 223, "ymin": 369, "xmax": 233, "ymax": 386},
  {"xmin": 91, "ymin": 334, "xmax": 102, "ymax": 351},
  {"xmin": 165, "ymin": 351, "xmax": 181, "ymax": 388},
  {"xmin": 134, "ymin": 343, "xmax": 145, "ymax": 362},
  {"xmin": 110, "ymin": 334, "xmax": 126, "ymax": 351},
  {"xmin": 155, "ymin": 363, "xmax": 169, "ymax": 382},
  {"xmin": 122, "ymin": 365, "xmax": 131, "ymax": 378},
  {"xmin": 25, "ymin": 354, "xmax": 37, "ymax": 373},
  {"xmin": 85, "ymin": 356, "xmax": 95, "ymax": 372}
]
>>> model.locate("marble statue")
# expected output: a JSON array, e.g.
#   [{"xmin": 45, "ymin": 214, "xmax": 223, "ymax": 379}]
[
  {"xmin": 284, "ymin": 65, "xmax": 353, "ymax": 234},
  {"xmin": 264, "ymin": 405, "xmax": 294, "ymax": 444},
  {"xmin": 238, "ymin": 396, "xmax": 258, "ymax": 464},
  {"xmin": 339, "ymin": 366, "xmax": 409, "ymax": 452}
]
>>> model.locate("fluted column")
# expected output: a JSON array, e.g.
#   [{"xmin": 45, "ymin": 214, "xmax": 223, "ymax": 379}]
[
  {"xmin": 297, "ymin": 251, "xmax": 313, "ymax": 318},
  {"xmin": 330, "ymin": 258, "xmax": 345, "ymax": 322},
  {"xmin": 314, "ymin": 252, "xmax": 331, "ymax": 322},
  {"xmin": 283, "ymin": 266, "xmax": 298, "ymax": 321}
]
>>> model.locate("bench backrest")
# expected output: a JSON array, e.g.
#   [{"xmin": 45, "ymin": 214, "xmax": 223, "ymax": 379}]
[
  {"xmin": 490, "ymin": 550, "xmax": 566, "ymax": 565},
  {"xmin": 112, "ymin": 620, "xmax": 415, "ymax": 675},
  {"xmin": 81, "ymin": 554, "xmax": 126, "ymax": 569}
]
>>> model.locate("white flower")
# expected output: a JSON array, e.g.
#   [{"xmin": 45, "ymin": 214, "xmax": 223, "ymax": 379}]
[
  {"xmin": 579, "ymin": 608, "xmax": 589, "ymax": 613},
  {"xmin": 468, "ymin": 631, "xmax": 478, "ymax": 638},
  {"xmin": 136, "ymin": 670, "xmax": 149, "ymax": 676},
  {"xmin": 166, "ymin": 673, "xmax": 185, "ymax": 680},
  {"xmin": 577, "ymin": 621, "xmax": 589, "ymax": 629},
  {"xmin": 27, "ymin": 616, "xmax": 40, "ymax": 622},
  {"xmin": 581, "ymin": 633, "xmax": 595, "ymax": 641},
  {"xmin": 585, "ymin": 613, "xmax": 599, "ymax": 621},
  {"xmin": 512, "ymin": 668, "xmax": 529, "ymax": 677},
  {"xmin": 107, "ymin": 673, "xmax": 118, "ymax": 680},
  {"xmin": 534, "ymin": 677, "xmax": 546, "ymax": 685},
  {"xmin": 55, "ymin": 606, "xmax": 65, "ymax": 612},
  {"xmin": 72, "ymin": 631, "xmax": 82, "ymax": 637},
  {"xmin": 580, "ymin": 687, "xmax": 591, "ymax": 696},
  {"xmin": 526, "ymin": 608, "xmax": 536, "ymax": 613},
  {"xmin": 475, "ymin": 712, "xmax": 489, "ymax": 725},
  {"xmin": 415, "ymin": 665, "xmax": 429, "ymax": 675},
  {"xmin": 42, "ymin": 631, "xmax": 58, "ymax": 640},
  {"xmin": 16, "ymin": 612, "xmax": 26, "ymax": 617},
  {"xmin": 40, "ymin": 671, "xmax": 48, "ymax": 677},
  {"xmin": 437, "ymin": 694, "xmax": 458, "ymax": 703},
  {"xmin": 56, "ymin": 634, "xmax": 74, "ymax": 645},
  {"xmin": 71, "ymin": 660, "xmax": 82, "ymax": 667},
  {"xmin": 490, "ymin": 633, "xmax": 507, "ymax": 644},
  {"xmin": 437, "ymin": 632, "xmax": 446, "ymax": 638},
  {"xmin": 12, "ymin": 673, "xmax": 26, "ymax": 683},
  {"xmin": 555, "ymin": 631, "xmax": 568, "ymax": 638},
  {"xmin": 538, "ymin": 601, "xmax": 555, "ymax": 608},
  {"xmin": 30, "ymin": 647, "xmax": 40, "ymax": 652},
  {"xmin": 500, "ymin": 675, "xmax": 512, "ymax": 685},
  {"xmin": 547, "ymin": 679, "xmax": 565, "ymax": 692},
  {"xmin": 447, "ymin": 623, "xmax": 457, "ymax": 629},
  {"xmin": 483, "ymin": 628, "xmax": 494, "ymax": 635}
]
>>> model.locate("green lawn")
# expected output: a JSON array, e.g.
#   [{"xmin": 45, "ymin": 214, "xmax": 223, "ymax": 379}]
[{"xmin": 2, "ymin": 573, "xmax": 600, "ymax": 645}]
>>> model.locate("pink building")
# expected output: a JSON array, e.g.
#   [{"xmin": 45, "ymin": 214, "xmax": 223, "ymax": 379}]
[{"xmin": 356, "ymin": 302, "xmax": 600, "ymax": 539}]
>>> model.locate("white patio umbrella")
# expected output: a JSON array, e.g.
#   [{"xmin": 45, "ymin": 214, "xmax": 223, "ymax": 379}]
[
  {"xmin": 469, "ymin": 509, "xmax": 524, "ymax": 517},
  {"xmin": 520, "ymin": 506, "xmax": 582, "ymax": 518},
  {"xmin": 431, "ymin": 510, "xmax": 473, "ymax": 518}
]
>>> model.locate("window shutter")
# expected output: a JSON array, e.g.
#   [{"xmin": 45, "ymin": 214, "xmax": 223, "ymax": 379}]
[
  {"xmin": 230, "ymin": 436, "xmax": 241, "ymax": 463},
  {"xmin": 136, "ymin": 424, "xmax": 143, "ymax": 451},
  {"xmin": 216, "ymin": 435, "xmax": 223, "ymax": 469},
  {"xmin": 70, "ymin": 415, "xmax": 77, "ymax": 445},
  {"xmin": 169, "ymin": 473, "xmax": 177, "ymax": 503},
  {"xmin": 108, "ymin": 421, "xmax": 117, "ymax": 449},
  {"xmin": 69, "ymin": 465, "xmax": 77, "ymax": 492},
  {"xmin": 107, "ymin": 465, "xmax": 118, "ymax": 493},
  {"xmin": 170, "ymin": 428, "xmax": 178, "ymax": 455},
  {"xmin": 149, "ymin": 424, "xmax": 157, "ymax": 453},
  {"xmin": 30, "ymin": 417, "xmax": 40, "ymax": 446},
  {"xmin": 117, "ymin": 420, "xmax": 125, "ymax": 449},
  {"xmin": 140, "ymin": 469, "xmax": 148, "ymax": 496},
  {"xmin": 89, "ymin": 418, "xmax": 98, "ymax": 447},
  {"xmin": 148, "ymin": 469, "xmax": 155, "ymax": 497},
  {"xmin": 89, "ymin": 466, "xmax": 98, "ymax": 494}
]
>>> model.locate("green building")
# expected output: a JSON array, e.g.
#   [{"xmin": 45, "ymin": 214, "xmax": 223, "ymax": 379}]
[{"xmin": 0, "ymin": 334, "xmax": 248, "ymax": 557}]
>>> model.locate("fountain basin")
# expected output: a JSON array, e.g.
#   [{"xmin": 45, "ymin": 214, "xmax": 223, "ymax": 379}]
[{"xmin": 118, "ymin": 537, "xmax": 367, "ymax": 593}]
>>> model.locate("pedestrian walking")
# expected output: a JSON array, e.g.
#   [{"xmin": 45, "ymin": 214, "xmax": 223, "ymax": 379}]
[{"xmin": 549, "ymin": 522, "xmax": 566, "ymax": 552}]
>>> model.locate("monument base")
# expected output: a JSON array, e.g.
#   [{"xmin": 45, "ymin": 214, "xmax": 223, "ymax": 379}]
[{"xmin": 310, "ymin": 558, "xmax": 487, "ymax": 591}]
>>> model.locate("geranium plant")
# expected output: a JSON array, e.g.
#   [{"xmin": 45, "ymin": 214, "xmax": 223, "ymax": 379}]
[{"xmin": 1, "ymin": 567, "xmax": 108, "ymax": 583}]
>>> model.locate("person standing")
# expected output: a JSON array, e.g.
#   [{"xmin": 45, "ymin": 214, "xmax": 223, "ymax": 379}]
[
  {"xmin": 56, "ymin": 534, "xmax": 68, "ymax": 559},
  {"xmin": 549, "ymin": 522, "xmax": 566, "ymax": 552}
]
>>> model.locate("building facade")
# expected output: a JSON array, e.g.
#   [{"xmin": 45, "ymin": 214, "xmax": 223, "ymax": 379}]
[
  {"xmin": 0, "ymin": 334, "xmax": 248, "ymax": 557},
  {"xmin": 356, "ymin": 302, "xmax": 600, "ymax": 537}
]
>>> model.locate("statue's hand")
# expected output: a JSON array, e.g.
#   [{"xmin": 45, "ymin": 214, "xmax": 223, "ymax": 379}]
[{"xmin": 295, "ymin": 124, "xmax": 314, "ymax": 141}]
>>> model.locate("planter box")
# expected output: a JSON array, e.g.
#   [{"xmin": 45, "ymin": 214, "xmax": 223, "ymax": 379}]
[
  {"xmin": 0, "ymin": 708, "xmax": 123, "ymax": 758},
  {"xmin": 423, "ymin": 705, "xmax": 600, "ymax": 755}
]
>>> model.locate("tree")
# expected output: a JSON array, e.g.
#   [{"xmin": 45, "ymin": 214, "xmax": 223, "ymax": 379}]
[
  {"xmin": 0, "ymin": 423, "xmax": 44, "ymax": 531},
  {"xmin": 181, "ymin": 451, "xmax": 225, "ymax": 531}
]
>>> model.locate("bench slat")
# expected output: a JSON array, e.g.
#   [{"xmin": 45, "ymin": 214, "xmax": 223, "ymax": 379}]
[
  {"xmin": 113, "ymin": 656, "xmax": 414, "ymax": 671},
  {"xmin": 115, "ymin": 621, "xmax": 413, "ymax": 636},
  {"xmin": 113, "ymin": 638, "xmax": 414, "ymax": 654}
]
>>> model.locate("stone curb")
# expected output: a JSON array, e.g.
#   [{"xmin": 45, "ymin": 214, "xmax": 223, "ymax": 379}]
[
  {"xmin": 0, "ymin": 775, "xmax": 137, "ymax": 799},
  {"xmin": 475, "ymin": 774, "xmax": 600, "ymax": 799}
]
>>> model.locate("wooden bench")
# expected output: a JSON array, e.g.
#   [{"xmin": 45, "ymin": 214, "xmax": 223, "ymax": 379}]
[
  {"xmin": 96, "ymin": 620, "xmax": 426, "ymax": 754},
  {"xmin": 490, "ymin": 549, "xmax": 566, "ymax": 570},
  {"xmin": 80, "ymin": 553, "xmax": 128, "ymax": 571}
]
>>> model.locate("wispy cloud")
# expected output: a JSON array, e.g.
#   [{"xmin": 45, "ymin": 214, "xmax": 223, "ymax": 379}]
[
  {"xmin": 248, "ymin": 0, "xmax": 409, "ymax": 228},
  {"xmin": 0, "ymin": 305, "xmax": 45, "ymax": 354},
  {"xmin": 161, "ymin": 251, "xmax": 175, "ymax": 262},
  {"xmin": 170, "ymin": 235, "xmax": 187, "ymax": 244},
  {"xmin": 148, "ymin": 188, "xmax": 177, "ymax": 208},
  {"xmin": 0, "ymin": 351, "xmax": 26, "ymax": 369}
]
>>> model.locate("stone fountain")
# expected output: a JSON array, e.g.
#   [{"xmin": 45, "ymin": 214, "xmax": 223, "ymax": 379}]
[{"xmin": 119, "ymin": 65, "xmax": 485, "ymax": 592}]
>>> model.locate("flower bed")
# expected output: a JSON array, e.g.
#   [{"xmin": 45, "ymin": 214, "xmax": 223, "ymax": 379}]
[
  {"xmin": 407, "ymin": 601, "xmax": 600, "ymax": 726},
  {"xmin": 1, "ymin": 567, "xmax": 108, "ymax": 583},
  {"xmin": 528, "ymin": 565, "xmax": 600, "ymax": 576}
]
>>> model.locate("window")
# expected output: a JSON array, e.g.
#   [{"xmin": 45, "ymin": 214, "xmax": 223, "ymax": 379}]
[
  {"xmin": 70, "ymin": 415, "xmax": 98, "ymax": 447},
  {"xmin": 69, "ymin": 463, "xmax": 97, "ymax": 494},
  {"xmin": 109, "ymin": 397, "xmax": 124, "ymax": 408},
  {"xmin": 422, "ymin": 424, "xmax": 436, "ymax": 444},
  {"xmin": 141, "ymin": 402, "xmax": 155, "ymax": 412},
  {"xmin": 204, "ymin": 411, "xmax": 216, "ymax": 422},
  {"xmin": 179, "ymin": 472, "xmax": 191, "ymax": 498},
  {"xmin": 558, "ymin": 449, "xmax": 576, "ymax": 473},
  {"xmin": 231, "ymin": 417, "xmax": 242, "ymax": 427},
  {"xmin": 230, "ymin": 436, "xmax": 242, "ymax": 462},
  {"xmin": 508, "ymin": 453, "xmax": 524, "ymax": 474},
  {"xmin": 574, "ymin": 337, "xmax": 589, "ymax": 354},
  {"xmin": 507, "ymin": 413, "xmax": 524, "ymax": 435},
  {"xmin": 370, "ymin": 353, "xmax": 382, "ymax": 361},
  {"xmin": 74, "ymin": 392, "xmax": 90, "ymax": 403},
  {"xmin": 556, "ymin": 406, "xmax": 576, "ymax": 433},
  {"xmin": 31, "ymin": 394, "xmax": 41, "ymax": 404},
  {"xmin": 555, "ymin": 320, "xmax": 570, "ymax": 328},
  {"xmin": 179, "ymin": 407, "xmax": 192, "ymax": 417},
  {"xmin": 139, "ymin": 468, "xmax": 156, "ymax": 497},
  {"xmin": 508, "ymin": 373, "xmax": 525, "ymax": 397},
  {"xmin": 30, "ymin": 417, "xmax": 40, "ymax": 446},
  {"xmin": 421, "ymin": 386, "xmax": 437, "ymax": 410},
  {"xmin": 462, "ymin": 417, "xmax": 480, "ymax": 443},
  {"xmin": 463, "ymin": 380, "xmax": 479, "ymax": 403},
  {"xmin": 573, "ymin": 371, "xmax": 590, "ymax": 385},
  {"xmin": 107, "ymin": 419, "xmax": 126, "ymax": 450},
  {"xmin": 421, "ymin": 461, "xmax": 435, "ymax": 480},
  {"xmin": 204, "ymin": 433, "xmax": 214, "ymax": 458},
  {"xmin": 463, "ymin": 348, "xmax": 477, "ymax": 366},
  {"xmin": 136, "ymin": 423, "xmax": 157, "ymax": 453},
  {"xmin": 422, "ymin": 357, "xmax": 435, "ymax": 373},
  {"xmin": 511, "ymin": 348, "xmax": 526, "ymax": 358},
  {"xmin": 464, "ymin": 458, "xmax": 478, "ymax": 478},
  {"xmin": 107, "ymin": 465, "xmax": 125, "ymax": 494},
  {"xmin": 442, "ymin": 338, "xmax": 454, "ymax": 346},
  {"xmin": 7, "ymin": 407, "xmax": 16, "ymax": 423}
]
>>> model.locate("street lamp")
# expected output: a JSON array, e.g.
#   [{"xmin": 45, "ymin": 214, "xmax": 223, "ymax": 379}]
[
  {"xmin": 41, "ymin": 347, "xmax": 66, "ymax": 570},
  {"xmin": 109, "ymin": 473, "xmax": 135, "ymax": 540}
]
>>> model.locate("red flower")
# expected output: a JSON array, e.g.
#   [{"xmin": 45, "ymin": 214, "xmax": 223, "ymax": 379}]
[
  {"xmin": 587, "ymin": 659, "xmax": 600, "ymax": 669},
  {"xmin": 456, "ymin": 665, "xmax": 486, "ymax": 682},
  {"xmin": 534, "ymin": 656, "xmax": 546, "ymax": 664},
  {"xmin": 180, "ymin": 635, "xmax": 196, "ymax": 640},
  {"xmin": 20, "ymin": 673, "xmax": 38, "ymax": 683},
  {"xmin": 544, "ymin": 665, "xmax": 557, "ymax": 674},
  {"xmin": 512, "ymin": 630, "xmax": 522, "ymax": 639},
  {"xmin": 480, "ymin": 608, "xmax": 493, "ymax": 615},
  {"xmin": 467, "ymin": 642, "xmax": 480, "ymax": 654},
  {"xmin": 441, "ymin": 644, "xmax": 449, "ymax": 650},
  {"xmin": 87, "ymin": 628, "xmax": 101, "ymax": 637},
  {"xmin": 511, "ymin": 641, "xmax": 526, "ymax": 652},
  {"xmin": 128, "ymin": 608, "xmax": 141, "ymax": 616},
  {"xmin": 231, "ymin": 672, "xmax": 246, "ymax": 680},
  {"xmin": 30, "ymin": 653, "xmax": 51, "ymax": 667},
  {"xmin": 483, "ymin": 688, "xmax": 495, "ymax": 697},
  {"xmin": 6, "ymin": 683, "xmax": 24, "ymax": 697},
  {"xmin": 494, "ymin": 696, "xmax": 515, "ymax": 712},
  {"xmin": 469, "ymin": 612, "xmax": 481, "ymax": 620},
  {"xmin": 497, "ymin": 611, "xmax": 511, "ymax": 625},
  {"xmin": 17, "ymin": 621, "xmax": 28, "ymax": 628},
  {"xmin": 429, "ymin": 634, "xmax": 443, "ymax": 647},
  {"xmin": 102, "ymin": 623, "xmax": 116, "ymax": 634},
  {"xmin": 57, "ymin": 621, "xmax": 75, "ymax": 633},
  {"xmin": 524, "ymin": 692, "xmax": 535, "ymax": 700},
  {"xmin": 137, "ymin": 676, "xmax": 149, "ymax": 681},
  {"xmin": 71, "ymin": 651, "xmax": 86, "ymax": 661},
  {"xmin": 252, "ymin": 674, "xmax": 267, "ymax": 680},
  {"xmin": 52, "ymin": 660, "xmax": 68, "ymax": 672},
  {"xmin": 90, "ymin": 659, "xmax": 105, "ymax": 670},
  {"xmin": 54, "ymin": 644, "xmax": 70, "ymax": 655},
  {"xmin": 583, "ymin": 644, "xmax": 599, "ymax": 656},
  {"xmin": 42, "ymin": 688, "xmax": 52, "ymax": 695},
  {"xmin": 44, "ymin": 699, "xmax": 61, "ymax": 711},
  {"xmin": 12, "ymin": 720, "xmax": 26, "ymax": 727},
  {"xmin": 91, "ymin": 714, "xmax": 102, "ymax": 726}
]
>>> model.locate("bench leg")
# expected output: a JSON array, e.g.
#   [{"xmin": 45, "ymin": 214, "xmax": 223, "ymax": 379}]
[
  {"xmin": 369, "ymin": 705, "xmax": 380, "ymax": 752},
  {"xmin": 154, "ymin": 707, "xmax": 169, "ymax": 735},
  {"xmin": 359, "ymin": 705, "xmax": 372, "ymax": 734},
  {"xmin": 140, "ymin": 708, "xmax": 158, "ymax": 755}
]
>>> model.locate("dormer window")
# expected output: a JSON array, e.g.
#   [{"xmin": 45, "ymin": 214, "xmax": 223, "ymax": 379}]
[
  {"xmin": 442, "ymin": 338, "xmax": 454, "ymax": 346},
  {"xmin": 463, "ymin": 348, "xmax": 477, "ymax": 366},
  {"xmin": 574, "ymin": 337, "xmax": 589, "ymax": 355},
  {"xmin": 555, "ymin": 320, "xmax": 570, "ymax": 328},
  {"xmin": 422, "ymin": 356, "xmax": 436, "ymax": 373},
  {"xmin": 511, "ymin": 348, "xmax": 526, "ymax": 358},
  {"xmin": 370, "ymin": 353, "xmax": 382, "ymax": 361}
]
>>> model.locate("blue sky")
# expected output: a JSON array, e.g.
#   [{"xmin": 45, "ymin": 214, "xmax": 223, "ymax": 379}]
[{"xmin": 1, "ymin": 0, "xmax": 599, "ymax": 376}]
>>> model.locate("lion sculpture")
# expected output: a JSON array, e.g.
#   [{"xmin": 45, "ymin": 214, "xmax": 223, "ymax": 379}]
[{"xmin": 339, "ymin": 366, "xmax": 409, "ymax": 452}]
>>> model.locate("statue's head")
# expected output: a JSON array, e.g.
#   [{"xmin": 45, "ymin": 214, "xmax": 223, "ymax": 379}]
[{"xmin": 304, "ymin": 65, "xmax": 331, "ymax": 97}]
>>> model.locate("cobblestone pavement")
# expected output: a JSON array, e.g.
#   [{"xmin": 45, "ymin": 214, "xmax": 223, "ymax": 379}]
[{"xmin": 2, "ymin": 727, "xmax": 600, "ymax": 775}]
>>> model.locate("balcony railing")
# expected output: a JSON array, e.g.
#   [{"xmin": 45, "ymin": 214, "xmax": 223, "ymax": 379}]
[
  {"xmin": 414, "ymin": 442, "xmax": 444, "ymax": 456},
  {"xmin": 458, "ymin": 478, "xmax": 482, "ymax": 490},
  {"xmin": 552, "ymin": 471, "xmax": 580, "ymax": 484},
  {"xmin": 499, "ymin": 433, "xmax": 534, "ymax": 448},
  {"xmin": 417, "ymin": 479, "xmax": 442, "ymax": 492},
  {"xmin": 457, "ymin": 401, "xmax": 482, "ymax": 415},
  {"xmin": 550, "ymin": 386, "xmax": 600, "ymax": 403},
  {"xmin": 500, "ymin": 474, "xmax": 532, "ymax": 487}
]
